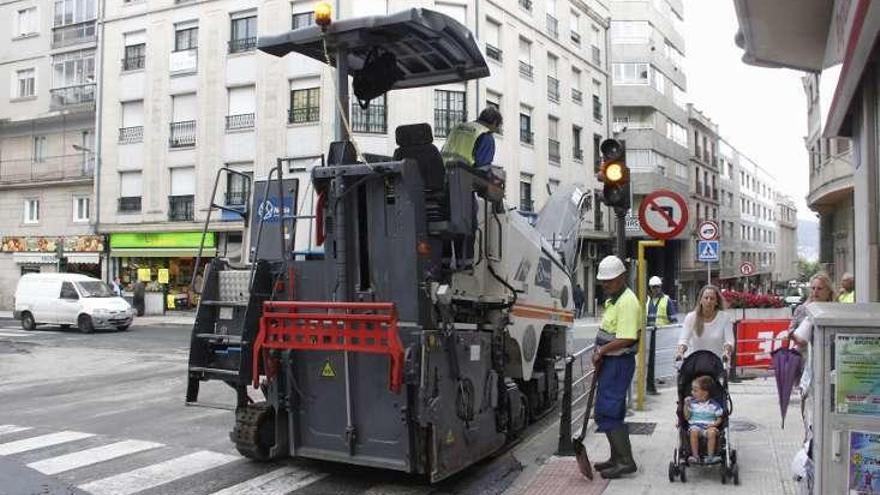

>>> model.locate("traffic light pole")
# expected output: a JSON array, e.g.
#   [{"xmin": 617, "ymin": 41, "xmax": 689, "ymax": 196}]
[{"xmin": 614, "ymin": 207, "xmax": 627, "ymax": 258}]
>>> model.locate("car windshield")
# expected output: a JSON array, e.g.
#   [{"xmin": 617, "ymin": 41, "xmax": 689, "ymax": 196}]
[{"xmin": 76, "ymin": 281, "xmax": 115, "ymax": 298}]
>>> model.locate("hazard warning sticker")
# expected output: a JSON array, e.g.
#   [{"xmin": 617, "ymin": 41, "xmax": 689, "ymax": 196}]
[{"xmin": 320, "ymin": 360, "xmax": 336, "ymax": 378}]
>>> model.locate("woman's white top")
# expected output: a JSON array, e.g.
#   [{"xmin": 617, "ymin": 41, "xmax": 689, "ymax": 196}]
[
  {"xmin": 678, "ymin": 311, "xmax": 734, "ymax": 358},
  {"xmin": 794, "ymin": 316, "xmax": 814, "ymax": 395}
]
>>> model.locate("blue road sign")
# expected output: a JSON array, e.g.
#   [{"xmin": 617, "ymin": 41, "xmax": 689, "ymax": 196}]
[{"xmin": 698, "ymin": 240, "xmax": 720, "ymax": 262}]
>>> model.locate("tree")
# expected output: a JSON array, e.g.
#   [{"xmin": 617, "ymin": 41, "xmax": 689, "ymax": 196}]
[{"xmin": 797, "ymin": 258, "xmax": 821, "ymax": 282}]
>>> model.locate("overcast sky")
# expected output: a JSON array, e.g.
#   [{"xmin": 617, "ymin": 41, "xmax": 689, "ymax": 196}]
[{"xmin": 681, "ymin": 0, "xmax": 814, "ymax": 220}]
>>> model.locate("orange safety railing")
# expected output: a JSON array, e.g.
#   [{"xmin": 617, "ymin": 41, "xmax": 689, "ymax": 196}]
[{"xmin": 252, "ymin": 301, "xmax": 404, "ymax": 392}]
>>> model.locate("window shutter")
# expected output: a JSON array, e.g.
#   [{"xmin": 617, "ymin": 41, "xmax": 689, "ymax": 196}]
[
  {"xmin": 170, "ymin": 167, "xmax": 195, "ymax": 195},
  {"xmin": 120, "ymin": 172, "xmax": 143, "ymax": 197}
]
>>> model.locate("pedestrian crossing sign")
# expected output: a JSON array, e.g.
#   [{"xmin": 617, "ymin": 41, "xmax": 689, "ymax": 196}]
[{"xmin": 698, "ymin": 240, "xmax": 720, "ymax": 262}]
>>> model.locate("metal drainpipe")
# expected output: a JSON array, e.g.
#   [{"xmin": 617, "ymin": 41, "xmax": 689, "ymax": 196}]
[
  {"xmin": 94, "ymin": 0, "xmax": 107, "ymax": 280},
  {"xmin": 474, "ymin": 0, "xmax": 480, "ymax": 121}
]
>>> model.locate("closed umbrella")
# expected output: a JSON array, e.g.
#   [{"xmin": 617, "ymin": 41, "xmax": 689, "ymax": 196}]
[{"xmin": 771, "ymin": 347, "xmax": 803, "ymax": 428}]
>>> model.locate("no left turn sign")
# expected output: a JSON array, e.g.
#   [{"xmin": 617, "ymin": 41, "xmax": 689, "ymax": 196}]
[{"xmin": 638, "ymin": 190, "xmax": 690, "ymax": 240}]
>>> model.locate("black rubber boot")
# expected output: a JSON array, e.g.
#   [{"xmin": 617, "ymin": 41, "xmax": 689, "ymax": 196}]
[
  {"xmin": 599, "ymin": 428, "xmax": 637, "ymax": 479},
  {"xmin": 593, "ymin": 432, "xmax": 616, "ymax": 472}
]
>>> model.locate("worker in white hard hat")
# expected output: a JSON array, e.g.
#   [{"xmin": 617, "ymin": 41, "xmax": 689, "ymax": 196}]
[
  {"xmin": 646, "ymin": 276, "xmax": 678, "ymax": 327},
  {"xmin": 591, "ymin": 255, "xmax": 639, "ymax": 478}
]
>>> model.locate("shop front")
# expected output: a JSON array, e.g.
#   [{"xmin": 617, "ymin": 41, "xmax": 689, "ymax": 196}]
[
  {"xmin": 110, "ymin": 232, "xmax": 216, "ymax": 312},
  {"xmin": 0, "ymin": 235, "xmax": 105, "ymax": 310}
]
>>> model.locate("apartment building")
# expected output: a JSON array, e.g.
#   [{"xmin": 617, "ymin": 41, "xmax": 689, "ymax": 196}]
[
  {"xmin": 96, "ymin": 0, "xmax": 612, "ymax": 307},
  {"xmin": 609, "ymin": 0, "xmax": 690, "ymax": 300},
  {"xmin": 0, "ymin": 0, "xmax": 102, "ymax": 309},
  {"xmin": 775, "ymin": 194, "xmax": 798, "ymax": 284}
]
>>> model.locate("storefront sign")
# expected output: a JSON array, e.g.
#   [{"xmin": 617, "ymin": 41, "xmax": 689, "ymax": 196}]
[
  {"xmin": 836, "ymin": 334, "xmax": 880, "ymax": 416},
  {"xmin": 849, "ymin": 431, "xmax": 880, "ymax": 494},
  {"xmin": 110, "ymin": 232, "xmax": 215, "ymax": 249},
  {"xmin": 1, "ymin": 235, "xmax": 104, "ymax": 253}
]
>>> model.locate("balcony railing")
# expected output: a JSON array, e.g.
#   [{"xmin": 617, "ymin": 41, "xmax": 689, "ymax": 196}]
[
  {"xmin": 519, "ymin": 61, "xmax": 534, "ymax": 79},
  {"xmin": 351, "ymin": 105, "xmax": 387, "ymax": 134},
  {"xmin": 228, "ymin": 37, "xmax": 257, "ymax": 53},
  {"xmin": 169, "ymin": 195, "xmax": 194, "ymax": 221},
  {"xmin": 573, "ymin": 148, "xmax": 583, "ymax": 161},
  {"xmin": 118, "ymin": 126, "xmax": 144, "ymax": 144},
  {"xmin": 50, "ymin": 84, "xmax": 96, "ymax": 110},
  {"xmin": 546, "ymin": 15, "xmax": 558, "ymax": 39},
  {"xmin": 591, "ymin": 45, "xmax": 601, "ymax": 65},
  {"xmin": 548, "ymin": 139, "xmax": 561, "ymax": 163},
  {"xmin": 520, "ymin": 198, "xmax": 534, "ymax": 212},
  {"xmin": 118, "ymin": 196, "xmax": 142, "ymax": 213},
  {"xmin": 225, "ymin": 113, "xmax": 255, "ymax": 131},
  {"xmin": 122, "ymin": 55, "xmax": 145, "ymax": 71},
  {"xmin": 169, "ymin": 120, "xmax": 196, "ymax": 148},
  {"xmin": 288, "ymin": 107, "xmax": 320, "ymax": 124},
  {"xmin": 486, "ymin": 44, "xmax": 502, "ymax": 62},
  {"xmin": 520, "ymin": 129, "xmax": 534, "ymax": 145},
  {"xmin": 519, "ymin": 0, "xmax": 532, "ymax": 12},
  {"xmin": 434, "ymin": 108, "xmax": 466, "ymax": 138},
  {"xmin": 547, "ymin": 76, "xmax": 560, "ymax": 103},
  {"xmin": 572, "ymin": 88, "xmax": 583, "ymax": 104},
  {"xmin": 0, "ymin": 155, "xmax": 94, "ymax": 185},
  {"xmin": 571, "ymin": 31, "xmax": 581, "ymax": 45},
  {"xmin": 52, "ymin": 20, "xmax": 96, "ymax": 48}
]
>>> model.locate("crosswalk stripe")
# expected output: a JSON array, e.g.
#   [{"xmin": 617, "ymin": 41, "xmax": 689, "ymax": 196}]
[
  {"xmin": 27, "ymin": 439, "xmax": 164, "ymax": 475},
  {"xmin": 209, "ymin": 467, "xmax": 328, "ymax": 495},
  {"xmin": 0, "ymin": 431, "xmax": 95, "ymax": 455},
  {"xmin": 0, "ymin": 425, "xmax": 32, "ymax": 436},
  {"xmin": 79, "ymin": 450, "xmax": 239, "ymax": 495}
]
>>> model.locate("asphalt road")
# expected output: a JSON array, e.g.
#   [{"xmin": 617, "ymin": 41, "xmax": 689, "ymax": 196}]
[{"xmin": 0, "ymin": 318, "xmax": 532, "ymax": 495}]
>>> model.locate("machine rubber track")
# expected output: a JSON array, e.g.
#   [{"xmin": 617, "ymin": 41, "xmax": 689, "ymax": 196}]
[{"xmin": 230, "ymin": 402, "xmax": 277, "ymax": 461}]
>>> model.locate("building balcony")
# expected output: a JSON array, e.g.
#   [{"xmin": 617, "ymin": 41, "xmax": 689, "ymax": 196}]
[
  {"xmin": 546, "ymin": 14, "xmax": 558, "ymax": 39},
  {"xmin": 228, "ymin": 37, "xmax": 257, "ymax": 54},
  {"xmin": 49, "ymin": 84, "xmax": 96, "ymax": 111},
  {"xmin": 118, "ymin": 126, "xmax": 144, "ymax": 144},
  {"xmin": 288, "ymin": 107, "xmax": 320, "ymax": 124},
  {"xmin": 486, "ymin": 44, "xmax": 502, "ymax": 62},
  {"xmin": 520, "ymin": 130, "xmax": 534, "ymax": 145},
  {"xmin": 570, "ymin": 31, "xmax": 581, "ymax": 45},
  {"xmin": 118, "ymin": 196, "xmax": 142, "ymax": 213},
  {"xmin": 519, "ymin": 61, "xmax": 534, "ymax": 79},
  {"xmin": 170, "ymin": 48, "xmax": 198, "ymax": 74},
  {"xmin": 225, "ymin": 113, "xmax": 255, "ymax": 131},
  {"xmin": 807, "ymin": 153, "xmax": 854, "ymax": 210},
  {"xmin": 520, "ymin": 198, "xmax": 534, "ymax": 212},
  {"xmin": 52, "ymin": 20, "xmax": 96, "ymax": 48},
  {"xmin": 547, "ymin": 76, "xmax": 560, "ymax": 103},
  {"xmin": 169, "ymin": 121, "xmax": 196, "ymax": 148},
  {"xmin": 122, "ymin": 55, "xmax": 145, "ymax": 71},
  {"xmin": 548, "ymin": 139, "xmax": 561, "ymax": 163},
  {"xmin": 168, "ymin": 195, "xmax": 194, "ymax": 221},
  {"xmin": 0, "ymin": 155, "xmax": 94, "ymax": 186}
]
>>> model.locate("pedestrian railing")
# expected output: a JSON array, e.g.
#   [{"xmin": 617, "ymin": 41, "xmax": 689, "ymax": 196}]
[{"xmin": 557, "ymin": 343, "xmax": 596, "ymax": 455}]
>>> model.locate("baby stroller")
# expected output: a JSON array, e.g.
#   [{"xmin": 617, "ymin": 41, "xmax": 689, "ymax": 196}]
[{"xmin": 668, "ymin": 350, "xmax": 740, "ymax": 484}]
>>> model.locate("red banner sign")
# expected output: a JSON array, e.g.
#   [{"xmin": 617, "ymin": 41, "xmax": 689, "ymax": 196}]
[{"xmin": 735, "ymin": 319, "xmax": 792, "ymax": 369}]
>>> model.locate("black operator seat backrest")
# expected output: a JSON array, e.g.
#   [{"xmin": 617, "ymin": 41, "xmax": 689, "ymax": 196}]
[{"xmin": 393, "ymin": 123, "xmax": 446, "ymax": 191}]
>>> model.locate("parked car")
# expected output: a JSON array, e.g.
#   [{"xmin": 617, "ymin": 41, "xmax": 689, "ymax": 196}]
[
  {"xmin": 13, "ymin": 273, "xmax": 134, "ymax": 333},
  {"xmin": 783, "ymin": 288, "xmax": 805, "ymax": 309}
]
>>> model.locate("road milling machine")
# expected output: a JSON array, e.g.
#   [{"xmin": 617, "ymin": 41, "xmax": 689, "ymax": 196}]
[{"xmin": 186, "ymin": 7, "xmax": 588, "ymax": 482}]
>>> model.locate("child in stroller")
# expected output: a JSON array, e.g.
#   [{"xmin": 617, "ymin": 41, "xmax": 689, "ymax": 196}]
[{"xmin": 669, "ymin": 350, "xmax": 740, "ymax": 484}]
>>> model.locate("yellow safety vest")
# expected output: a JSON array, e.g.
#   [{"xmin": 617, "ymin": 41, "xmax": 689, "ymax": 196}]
[
  {"xmin": 838, "ymin": 291, "xmax": 855, "ymax": 303},
  {"xmin": 646, "ymin": 294, "xmax": 672, "ymax": 326},
  {"xmin": 440, "ymin": 121, "xmax": 490, "ymax": 167}
]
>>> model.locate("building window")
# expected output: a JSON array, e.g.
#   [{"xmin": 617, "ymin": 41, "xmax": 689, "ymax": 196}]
[
  {"xmin": 665, "ymin": 120, "xmax": 688, "ymax": 147},
  {"xmin": 170, "ymin": 93, "xmax": 197, "ymax": 147},
  {"xmin": 570, "ymin": 10, "xmax": 581, "ymax": 45},
  {"xmin": 612, "ymin": 63, "xmax": 650, "ymax": 85},
  {"xmin": 16, "ymin": 69, "xmax": 35, "ymax": 98},
  {"xmin": 519, "ymin": 111, "xmax": 533, "ymax": 145},
  {"xmin": 518, "ymin": 38, "xmax": 533, "ymax": 79},
  {"xmin": 73, "ymin": 197, "xmax": 89, "ymax": 222},
  {"xmin": 120, "ymin": 100, "xmax": 144, "ymax": 143},
  {"xmin": 592, "ymin": 80, "xmax": 603, "ymax": 123},
  {"xmin": 548, "ymin": 117, "xmax": 560, "ymax": 163},
  {"xmin": 169, "ymin": 167, "xmax": 195, "ymax": 221},
  {"xmin": 572, "ymin": 67, "xmax": 583, "ymax": 104},
  {"xmin": 33, "ymin": 136, "xmax": 47, "ymax": 162},
  {"xmin": 175, "ymin": 25, "xmax": 198, "ymax": 51},
  {"xmin": 520, "ymin": 175, "xmax": 533, "ymax": 212},
  {"xmin": 50, "ymin": 49, "xmax": 96, "ymax": 108},
  {"xmin": 225, "ymin": 169, "xmax": 252, "ymax": 206},
  {"xmin": 227, "ymin": 86, "xmax": 255, "ymax": 131},
  {"xmin": 351, "ymin": 94, "xmax": 387, "ymax": 134},
  {"xmin": 486, "ymin": 18, "xmax": 502, "ymax": 62},
  {"xmin": 593, "ymin": 133, "xmax": 602, "ymax": 173},
  {"xmin": 229, "ymin": 14, "xmax": 257, "ymax": 53},
  {"xmin": 434, "ymin": 89, "xmax": 466, "ymax": 138},
  {"xmin": 24, "ymin": 199, "xmax": 39, "ymax": 223},
  {"xmin": 16, "ymin": 8, "xmax": 38, "ymax": 37},
  {"xmin": 518, "ymin": 0, "xmax": 532, "ymax": 12},
  {"xmin": 572, "ymin": 125, "xmax": 583, "ymax": 161},
  {"xmin": 288, "ymin": 87, "xmax": 320, "ymax": 124},
  {"xmin": 591, "ymin": 26, "xmax": 601, "ymax": 64},
  {"xmin": 119, "ymin": 171, "xmax": 142, "ymax": 212},
  {"xmin": 52, "ymin": 0, "xmax": 96, "ymax": 47},
  {"xmin": 610, "ymin": 20, "xmax": 650, "ymax": 44},
  {"xmin": 292, "ymin": 11, "xmax": 314, "ymax": 29},
  {"xmin": 123, "ymin": 43, "xmax": 146, "ymax": 71}
]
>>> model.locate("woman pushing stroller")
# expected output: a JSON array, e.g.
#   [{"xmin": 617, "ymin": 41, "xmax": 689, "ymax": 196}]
[{"xmin": 675, "ymin": 285, "xmax": 734, "ymax": 363}]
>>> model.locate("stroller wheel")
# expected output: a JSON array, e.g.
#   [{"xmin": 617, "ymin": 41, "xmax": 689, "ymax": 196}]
[
  {"xmin": 732, "ymin": 464, "xmax": 740, "ymax": 485},
  {"xmin": 668, "ymin": 462, "xmax": 676, "ymax": 482},
  {"xmin": 680, "ymin": 466, "xmax": 687, "ymax": 483}
]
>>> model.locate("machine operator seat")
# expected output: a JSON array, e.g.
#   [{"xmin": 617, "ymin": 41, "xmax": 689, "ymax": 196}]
[{"xmin": 393, "ymin": 124, "xmax": 449, "ymax": 227}]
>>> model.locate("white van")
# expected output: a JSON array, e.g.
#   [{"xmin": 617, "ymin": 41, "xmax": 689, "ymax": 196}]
[{"xmin": 13, "ymin": 273, "xmax": 134, "ymax": 333}]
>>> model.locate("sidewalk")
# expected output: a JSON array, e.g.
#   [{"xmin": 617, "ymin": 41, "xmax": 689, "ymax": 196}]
[{"xmin": 508, "ymin": 377, "xmax": 802, "ymax": 495}]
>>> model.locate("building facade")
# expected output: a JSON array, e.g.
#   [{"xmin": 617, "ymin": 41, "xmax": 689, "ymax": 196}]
[
  {"xmin": 95, "ymin": 0, "xmax": 612, "ymax": 309},
  {"xmin": 775, "ymin": 193, "xmax": 799, "ymax": 284},
  {"xmin": 0, "ymin": 0, "xmax": 102, "ymax": 309}
]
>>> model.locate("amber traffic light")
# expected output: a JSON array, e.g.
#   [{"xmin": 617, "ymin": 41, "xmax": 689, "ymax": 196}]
[{"xmin": 599, "ymin": 138, "xmax": 630, "ymax": 210}]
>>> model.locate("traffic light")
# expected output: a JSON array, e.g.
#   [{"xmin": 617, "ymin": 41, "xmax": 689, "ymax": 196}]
[{"xmin": 598, "ymin": 138, "xmax": 630, "ymax": 210}]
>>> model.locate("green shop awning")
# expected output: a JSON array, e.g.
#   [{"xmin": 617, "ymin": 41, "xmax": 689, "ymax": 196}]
[{"xmin": 110, "ymin": 232, "xmax": 216, "ymax": 258}]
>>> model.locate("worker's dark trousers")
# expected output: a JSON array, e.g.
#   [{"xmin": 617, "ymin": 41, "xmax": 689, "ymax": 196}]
[{"xmin": 595, "ymin": 353, "xmax": 635, "ymax": 432}]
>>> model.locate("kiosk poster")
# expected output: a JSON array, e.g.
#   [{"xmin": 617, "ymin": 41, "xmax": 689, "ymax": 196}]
[
  {"xmin": 850, "ymin": 431, "xmax": 880, "ymax": 494},
  {"xmin": 836, "ymin": 334, "xmax": 880, "ymax": 416}
]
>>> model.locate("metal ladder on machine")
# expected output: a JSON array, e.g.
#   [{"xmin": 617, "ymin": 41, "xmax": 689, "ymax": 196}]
[{"xmin": 185, "ymin": 162, "xmax": 289, "ymax": 410}]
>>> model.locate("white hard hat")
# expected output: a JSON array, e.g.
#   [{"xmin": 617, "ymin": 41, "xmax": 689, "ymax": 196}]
[
  {"xmin": 597, "ymin": 256, "xmax": 626, "ymax": 281},
  {"xmin": 649, "ymin": 276, "xmax": 663, "ymax": 287}
]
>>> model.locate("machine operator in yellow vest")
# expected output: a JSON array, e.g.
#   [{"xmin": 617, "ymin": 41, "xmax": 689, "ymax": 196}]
[
  {"xmin": 592, "ymin": 255, "xmax": 639, "ymax": 479},
  {"xmin": 440, "ymin": 107, "xmax": 503, "ymax": 173},
  {"xmin": 646, "ymin": 276, "xmax": 678, "ymax": 327}
]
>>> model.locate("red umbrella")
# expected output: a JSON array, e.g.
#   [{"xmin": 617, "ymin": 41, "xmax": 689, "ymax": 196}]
[{"xmin": 771, "ymin": 347, "xmax": 803, "ymax": 429}]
